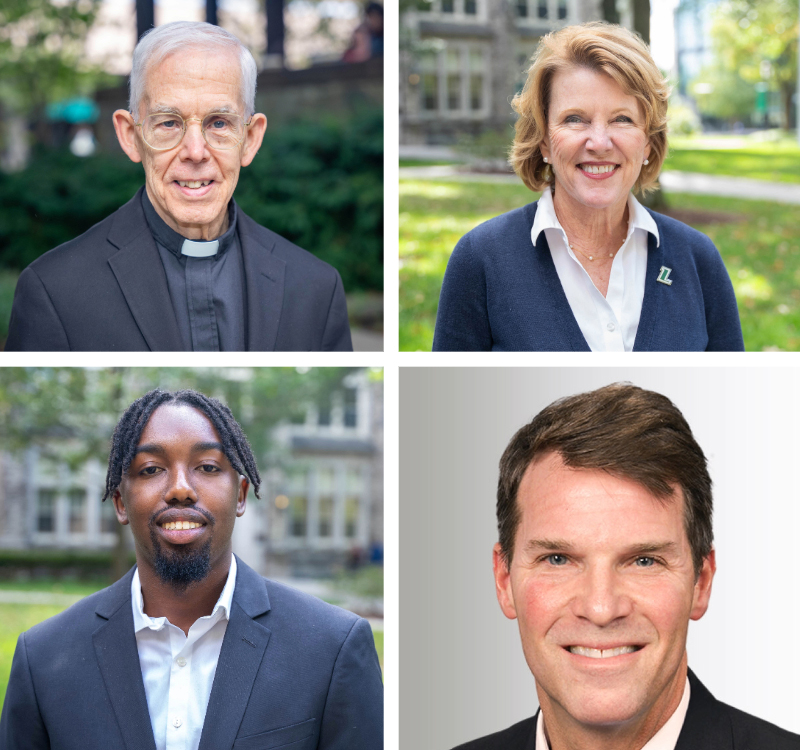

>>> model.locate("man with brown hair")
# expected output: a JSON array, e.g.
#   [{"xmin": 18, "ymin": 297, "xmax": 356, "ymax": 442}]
[{"xmin": 455, "ymin": 384, "xmax": 799, "ymax": 750}]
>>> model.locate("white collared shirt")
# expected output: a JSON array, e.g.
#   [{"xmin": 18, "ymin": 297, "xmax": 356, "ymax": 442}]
[
  {"xmin": 131, "ymin": 555, "xmax": 237, "ymax": 750},
  {"xmin": 536, "ymin": 677, "xmax": 691, "ymax": 750},
  {"xmin": 531, "ymin": 188, "xmax": 660, "ymax": 352}
]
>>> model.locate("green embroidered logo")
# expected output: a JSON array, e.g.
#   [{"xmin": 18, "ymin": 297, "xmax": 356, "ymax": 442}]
[{"xmin": 657, "ymin": 266, "xmax": 673, "ymax": 286}]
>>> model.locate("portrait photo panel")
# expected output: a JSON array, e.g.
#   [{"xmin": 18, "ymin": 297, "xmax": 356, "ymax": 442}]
[{"xmin": 400, "ymin": 366, "xmax": 800, "ymax": 749}]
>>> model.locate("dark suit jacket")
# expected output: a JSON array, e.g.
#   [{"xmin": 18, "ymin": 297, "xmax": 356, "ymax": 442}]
[
  {"xmin": 451, "ymin": 670, "xmax": 800, "ymax": 750},
  {"xmin": 0, "ymin": 557, "xmax": 383, "ymax": 750},
  {"xmin": 4, "ymin": 188, "xmax": 352, "ymax": 351}
]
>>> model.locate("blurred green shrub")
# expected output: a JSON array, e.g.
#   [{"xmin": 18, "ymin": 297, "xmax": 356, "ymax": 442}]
[{"xmin": 0, "ymin": 108, "xmax": 383, "ymax": 293}]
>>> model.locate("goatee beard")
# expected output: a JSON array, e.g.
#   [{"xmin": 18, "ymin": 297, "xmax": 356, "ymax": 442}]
[{"xmin": 150, "ymin": 527, "xmax": 212, "ymax": 592}]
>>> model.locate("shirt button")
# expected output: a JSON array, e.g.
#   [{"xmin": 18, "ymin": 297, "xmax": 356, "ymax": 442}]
[
  {"xmin": 176, "ymin": 657, "xmax": 187, "ymax": 667},
  {"xmin": 173, "ymin": 717, "xmax": 182, "ymax": 728},
  {"xmin": 606, "ymin": 322, "xmax": 616, "ymax": 332}
]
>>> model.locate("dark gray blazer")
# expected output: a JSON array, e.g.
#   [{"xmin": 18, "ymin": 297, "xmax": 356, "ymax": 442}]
[
  {"xmin": 451, "ymin": 670, "xmax": 800, "ymax": 750},
  {"xmin": 0, "ymin": 557, "xmax": 383, "ymax": 750},
  {"xmin": 4, "ymin": 188, "xmax": 353, "ymax": 351}
]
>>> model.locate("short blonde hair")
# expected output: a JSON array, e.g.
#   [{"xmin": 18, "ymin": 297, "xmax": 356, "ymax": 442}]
[{"xmin": 510, "ymin": 22, "xmax": 669, "ymax": 195}]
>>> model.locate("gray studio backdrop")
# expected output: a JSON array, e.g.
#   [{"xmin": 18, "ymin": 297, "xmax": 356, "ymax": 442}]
[{"xmin": 400, "ymin": 367, "xmax": 800, "ymax": 749}]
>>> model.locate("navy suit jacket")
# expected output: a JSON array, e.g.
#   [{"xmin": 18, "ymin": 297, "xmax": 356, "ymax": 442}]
[
  {"xmin": 451, "ymin": 670, "xmax": 800, "ymax": 750},
  {"xmin": 433, "ymin": 201, "xmax": 745, "ymax": 351},
  {"xmin": 0, "ymin": 558, "xmax": 383, "ymax": 750},
  {"xmin": 4, "ymin": 188, "xmax": 352, "ymax": 351}
]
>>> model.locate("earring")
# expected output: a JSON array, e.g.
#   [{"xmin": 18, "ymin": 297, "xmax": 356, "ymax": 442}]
[
  {"xmin": 543, "ymin": 157, "xmax": 549, "ymax": 163},
  {"xmin": 643, "ymin": 159, "xmax": 649, "ymax": 165}
]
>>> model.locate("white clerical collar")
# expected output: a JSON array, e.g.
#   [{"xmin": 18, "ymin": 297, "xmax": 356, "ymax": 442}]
[
  {"xmin": 531, "ymin": 187, "xmax": 660, "ymax": 249},
  {"xmin": 181, "ymin": 238, "xmax": 220, "ymax": 257},
  {"xmin": 131, "ymin": 554, "xmax": 237, "ymax": 633},
  {"xmin": 536, "ymin": 677, "xmax": 690, "ymax": 750}
]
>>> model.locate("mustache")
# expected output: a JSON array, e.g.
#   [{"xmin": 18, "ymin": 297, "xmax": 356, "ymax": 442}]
[{"xmin": 149, "ymin": 505, "xmax": 215, "ymax": 527}]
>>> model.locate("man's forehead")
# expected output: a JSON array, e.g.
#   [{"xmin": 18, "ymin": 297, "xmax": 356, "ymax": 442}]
[{"xmin": 517, "ymin": 452, "xmax": 684, "ymax": 526}]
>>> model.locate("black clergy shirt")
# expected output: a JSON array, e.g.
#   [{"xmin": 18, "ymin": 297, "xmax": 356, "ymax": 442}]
[{"xmin": 141, "ymin": 189, "xmax": 247, "ymax": 351}]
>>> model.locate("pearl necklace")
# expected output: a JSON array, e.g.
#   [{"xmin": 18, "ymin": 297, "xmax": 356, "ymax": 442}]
[{"xmin": 568, "ymin": 243, "xmax": 615, "ymax": 263}]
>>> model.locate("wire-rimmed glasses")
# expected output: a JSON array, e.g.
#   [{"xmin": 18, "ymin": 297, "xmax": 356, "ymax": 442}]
[{"xmin": 135, "ymin": 112, "xmax": 252, "ymax": 151}]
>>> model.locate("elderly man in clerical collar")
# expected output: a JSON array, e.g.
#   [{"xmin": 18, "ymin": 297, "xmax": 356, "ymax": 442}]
[{"xmin": 5, "ymin": 21, "xmax": 353, "ymax": 352}]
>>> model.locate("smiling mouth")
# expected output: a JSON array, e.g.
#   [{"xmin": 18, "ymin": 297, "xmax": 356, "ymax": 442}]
[
  {"xmin": 176, "ymin": 180, "xmax": 214, "ymax": 188},
  {"xmin": 567, "ymin": 645, "xmax": 642, "ymax": 658},
  {"xmin": 579, "ymin": 164, "xmax": 619, "ymax": 175},
  {"xmin": 161, "ymin": 521, "xmax": 203, "ymax": 530}
]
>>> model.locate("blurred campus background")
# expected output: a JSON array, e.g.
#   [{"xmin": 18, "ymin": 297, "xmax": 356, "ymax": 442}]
[
  {"xmin": 0, "ymin": 367, "xmax": 384, "ymax": 703},
  {"xmin": 0, "ymin": 0, "xmax": 384, "ymax": 351},
  {"xmin": 399, "ymin": 0, "xmax": 800, "ymax": 351}
]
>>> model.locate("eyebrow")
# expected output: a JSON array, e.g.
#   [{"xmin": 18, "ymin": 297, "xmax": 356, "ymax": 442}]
[
  {"xmin": 146, "ymin": 104, "xmax": 240, "ymax": 117},
  {"xmin": 522, "ymin": 539, "xmax": 679, "ymax": 556},
  {"xmin": 134, "ymin": 441, "xmax": 226, "ymax": 456}
]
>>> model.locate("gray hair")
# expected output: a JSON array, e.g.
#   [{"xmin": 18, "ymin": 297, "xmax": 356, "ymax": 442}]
[{"xmin": 129, "ymin": 21, "xmax": 258, "ymax": 119}]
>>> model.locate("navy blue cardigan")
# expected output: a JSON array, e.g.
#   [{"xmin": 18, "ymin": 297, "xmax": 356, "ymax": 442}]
[{"xmin": 432, "ymin": 201, "xmax": 745, "ymax": 351}]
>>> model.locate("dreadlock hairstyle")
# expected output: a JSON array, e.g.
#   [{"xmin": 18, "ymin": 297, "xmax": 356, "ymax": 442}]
[{"xmin": 102, "ymin": 389, "xmax": 261, "ymax": 502}]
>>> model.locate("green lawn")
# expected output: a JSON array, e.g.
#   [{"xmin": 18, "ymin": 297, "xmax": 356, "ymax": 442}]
[
  {"xmin": 665, "ymin": 141, "xmax": 800, "ymax": 184},
  {"xmin": 399, "ymin": 179, "xmax": 800, "ymax": 351}
]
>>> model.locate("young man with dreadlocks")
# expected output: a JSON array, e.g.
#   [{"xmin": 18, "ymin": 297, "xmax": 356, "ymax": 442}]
[{"xmin": 0, "ymin": 389, "xmax": 383, "ymax": 750}]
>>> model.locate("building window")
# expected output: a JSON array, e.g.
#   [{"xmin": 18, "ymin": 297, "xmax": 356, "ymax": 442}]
[
  {"xmin": 446, "ymin": 50, "xmax": 461, "ymax": 110},
  {"xmin": 288, "ymin": 473, "xmax": 308, "ymax": 537},
  {"xmin": 317, "ymin": 397, "xmax": 331, "ymax": 427},
  {"xmin": 515, "ymin": 0, "xmax": 569, "ymax": 21},
  {"xmin": 101, "ymin": 496, "xmax": 117, "ymax": 533},
  {"xmin": 441, "ymin": 0, "xmax": 454, "ymax": 11},
  {"xmin": 464, "ymin": 0, "xmax": 477, "ymax": 13},
  {"xmin": 68, "ymin": 488, "xmax": 86, "ymax": 533},
  {"xmin": 318, "ymin": 468, "xmax": 335, "ymax": 537},
  {"xmin": 345, "ymin": 469, "xmax": 363, "ymax": 538},
  {"xmin": 420, "ymin": 52, "xmax": 438, "ymax": 112},
  {"xmin": 37, "ymin": 489, "xmax": 56, "ymax": 532},
  {"xmin": 344, "ymin": 387, "xmax": 358, "ymax": 428},
  {"xmin": 417, "ymin": 44, "xmax": 488, "ymax": 118},
  {"xmin": 418, "ymin": 0, "xmax": 481, "ymax": 15}
]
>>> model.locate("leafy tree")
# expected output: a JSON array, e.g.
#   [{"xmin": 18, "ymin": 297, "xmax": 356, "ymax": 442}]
[
  {"xmin": 698, "ymin": 0, "xmax": 798, "ymax": 128},
  {"xmin": 0, "ymin": 0, "xmax": 114, "ymax": 166}
]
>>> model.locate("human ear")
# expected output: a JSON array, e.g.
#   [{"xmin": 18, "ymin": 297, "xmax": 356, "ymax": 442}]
[
  {"xmin": 493, "ymin": 543, "xmax": 518, "ymax": 620},
  {"xmin": 236, "ymin": 476, "xmax": 249, "ymax": 517},
  {"xmin": 113, "ymin": 109, "xmax": 143, "ymax": 164},
  {"xmin": 689, "ymin": 549, "xmax": 716, "ymax": 620},
  {"xmin": 240, "ymin": 113, "xmax": 267, "ymax": 167},
  {"xmin": 111, "ymin": 489, "xmax": 129, "ymax": 525}
]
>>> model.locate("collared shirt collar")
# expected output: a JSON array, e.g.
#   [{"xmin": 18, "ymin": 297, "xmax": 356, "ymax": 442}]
[
  {"xmin": 141, "ymin": 188, "xmax": 239, "ymax": 260},
  {"xmin": 531, "ymin": 187, "xmax": 660, "ymax": 249},
  {"xmin": 536, "ymin": 676, "xmax": 691, "ymax": 750},
  {"xmin": 131, "ymin": 554, "xmax": 238, "ymax": 634}
]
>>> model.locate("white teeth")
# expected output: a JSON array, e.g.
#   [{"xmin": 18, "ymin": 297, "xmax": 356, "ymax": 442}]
[
  {"xmin": 581, "ymin": 164, "xmax": 616, "ymax": 174},
  {"xmin": 162, "ymin": 521, "xmax": 202, "ymax": 530},
  {"xmin": 177, "ymin": 180, "xmax": 211, "ymax": 188},
  {"xmin": 569, "ymin": 645, "xmax": 638, "ymax": 658}
]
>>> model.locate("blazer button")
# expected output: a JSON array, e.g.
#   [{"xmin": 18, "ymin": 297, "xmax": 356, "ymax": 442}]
[{"xmin": 173, "ymin": 717, "xmax": 182, "ymax": 728}]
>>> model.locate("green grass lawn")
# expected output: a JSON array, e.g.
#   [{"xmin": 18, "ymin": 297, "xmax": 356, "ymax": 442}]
[
  {"xmin": 664, "ymin": 142, "xmax": 800, "ymax": 184},
  {"xmin": 400, "ymin": 179, "xmax": 800, "ymax": 351}
]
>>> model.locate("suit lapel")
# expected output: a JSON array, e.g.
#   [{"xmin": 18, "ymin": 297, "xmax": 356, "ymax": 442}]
[
  {"xmin": 198, "ymin": 557, "xmax": 272, "ymax": 750},
  {"xmin": 92, "ymin": 568, "xmax": 157, "ymax": 750},
  {"xmin": 106, "ymin": 188, "xmax": 184, "ymax": 351},
  {"xmin": 675, "ymin": 670, "xmax": 734, "ymax": 750},
  {"xmin": 238, "ymin": 212, "xmax": 286, "ymax": 351}
]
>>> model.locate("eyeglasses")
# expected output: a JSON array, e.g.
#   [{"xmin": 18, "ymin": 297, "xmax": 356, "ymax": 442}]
[{"xmin": 135, "ymin": 112, "xmax": 252, "ymax": 151}]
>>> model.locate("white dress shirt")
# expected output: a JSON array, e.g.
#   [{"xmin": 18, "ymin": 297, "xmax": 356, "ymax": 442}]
[
  {"xmin": 131, "ymin": 555, "xmax": 237, "ymax": 750},
  {"xmin": 531, "ymin": 188, "xmax": 660, "ymax": 352},
  {"xmin": 536, "ymin": 677, "xmax": 691, "ymax": 750}
]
